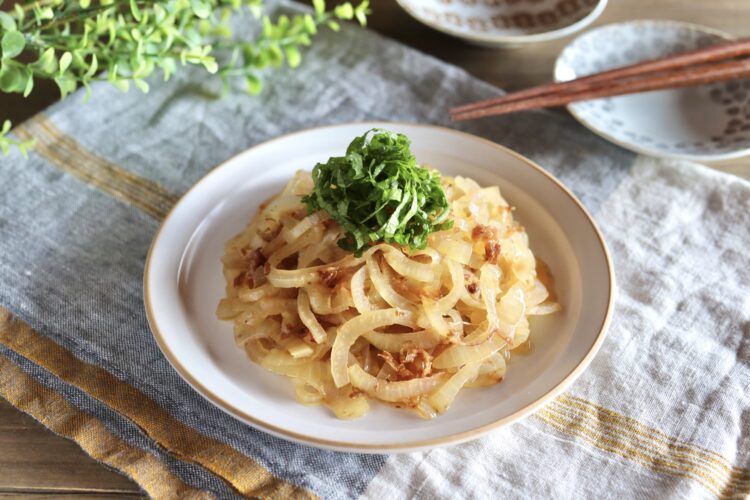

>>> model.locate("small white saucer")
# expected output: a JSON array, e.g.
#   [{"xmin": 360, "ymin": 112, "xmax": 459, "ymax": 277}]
[
  {"xmin": 395, "ymin": 0, "xmax": 607, "ymax": 48},
  {"xmin": 555, "ymin": 20, "xmax": 750, "ymax": 162}
]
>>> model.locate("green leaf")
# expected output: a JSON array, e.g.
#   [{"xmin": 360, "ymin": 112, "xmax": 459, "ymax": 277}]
[
  {"xmin": 79, "ymin": 0, "xmax": 91, "ymax": 8},
  {"xmin": 312, "ymin": 0, "xmax": 325, "ymax": 16},
  {"xmin": 1, "ymin": 120, "xmax": 11, "ymax": 135},
  {"xmin": 58, "ymin": 51, "xmax": 72, "ymax": 75},
  {"xmin": 191, "ymin": 0, "xmax": 211, "ymax": 19},
  {"xmin": 84, "ymin": 54, "xmax": 98, "ymax": 78},
  {"xmin": 1, "ymin": 31, "xmax": 25, "ymax": 60},
  {"xmin": 327, "ymin": 20, "xmax": 340, "ymax": 32},
  {"xmin": 12, "ymin": 5, "xmax": 24, "ymax": 24},
  {"xmin": 334, "ymin": 4, "xmax": 354, "ymax": 20},
  {"xmin": 129, "ymin": 0, "xmax": 142, "ymax": 21},
  {"xmin": 201, "ymin": 56, "xmax": 218, "ymax": 73},
  {"xmin": 267, "ymin": 44, "xmax": 283, "ymax": 67},
  {"xmin": 0, "ymin": 62, "xmax": 28, "ymax": 93},
  {"xmin": 134, "ymin": 78, "xmax": 149, "ymax": 93},
  {"xmin": 0, "ymin": 12, "xmax": 15, "ymax": 32},
  {"xmin": 54, "ymin": 76, "xmax": 77, "ymax": 98},
  {"xmin": 22, "ymin": 73, "xmax": 33, "ymax": 97},
  {"xmin": 302, "ymin": 14, "xmax": 317, "ymax": 34},
  {"xmin": 246, "ymin": 74, "xmax": 262, "ymax": 95},
  {"xmin": 159, "ymin": 57, "xmax": 176, "ymax": 81},
  {"xmin": 285, "ymin": 46, "xmax": 301, "ymax": 68},
  {"xmin": 301, "ymin": 129, "xmax": 452, "ymax": 256},
  {"xmin": 110, "ymin": 79, "xmax": 129, "ymax": 92},
  {"xmin": 355, "ymin": 2, "xmax": 369, "ymax": 27},
  {"xmin": 31, "ymin": 48, "xmax": 57, "ymax": 74}
]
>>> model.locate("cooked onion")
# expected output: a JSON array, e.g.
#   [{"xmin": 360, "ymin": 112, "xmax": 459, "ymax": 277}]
[
  {"xmin": 219, "ymin": 170, "xmax": 559, "ymax": 419},
  {"xmin": 297, "ymin": 289, "xmax": 327, "ymax": 343},
  {"xmin": 349, "ymin": 364, "xmax": 448, "ymax": 402},
  {"xmin": 366, "ymin": 254, "xmax": 412, "ymax": 310},
  {"xmin": 350, "ymin": 266, "xmax": 373, "ymax": 313},
  {"xmin": 363, "ymin": 330, "xmax": 440, "ymax": 351},
  {"xmin": 433, "ymin": 236, "xmax": 472, "ymax": 265},
  {"xmin": 428, "ymin": 360, "xmax": 482, "ymax": 414},
  {"xmin": 432, "ymin": 334, "xmax": 506, "ymax": 369},
  {"xmin": 330, "ymin": 309, "xmax": 415, "ymax": 387}
]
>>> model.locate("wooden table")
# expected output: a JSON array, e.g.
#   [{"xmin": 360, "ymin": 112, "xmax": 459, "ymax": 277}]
[{"xmin": 1, "ymin": 1, "xmax": 748, "ymax": 497}]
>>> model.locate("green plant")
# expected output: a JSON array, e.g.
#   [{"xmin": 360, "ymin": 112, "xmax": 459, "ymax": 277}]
[{"xmin": 0, "ymin": 0, "xmax": 369, "ymax": 156}]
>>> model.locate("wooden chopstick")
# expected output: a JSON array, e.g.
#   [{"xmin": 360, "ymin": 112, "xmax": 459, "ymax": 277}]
[
  {"xmin": 451, "ymin": 58, "xmax": 750, "ymax": 120},
  {"xmin": 450, "ymin": 37, "xmax": 750, "ymax": 121}
]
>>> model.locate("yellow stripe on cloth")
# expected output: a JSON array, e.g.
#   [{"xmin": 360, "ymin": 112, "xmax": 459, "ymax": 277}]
[
  {"xmin": 536, "ymin": 396, "xmax": 750, "ymax": 499},
  {"xmin": 14, "ymin": 115, "xmax": 178, "ymax": 219},
  {"xmin": 0, "ymin": 351, "xmax": 211, "ymax": 500},
  {"xmin": 0, "ymin": 307, "xmax": 316, "ymax": 500}
]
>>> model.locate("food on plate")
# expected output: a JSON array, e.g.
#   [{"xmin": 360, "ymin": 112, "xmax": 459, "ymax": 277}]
[{"xmin": 217, "ymin": 129, "xmax": 559, "ymax": 419}]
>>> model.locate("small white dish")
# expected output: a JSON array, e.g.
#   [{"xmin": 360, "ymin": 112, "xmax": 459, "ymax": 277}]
[
  {"xmin": 395, "ymin": 0, "xmax": 607, "ymax": 47},
  {"xmin": 144, "ymin": 123, "xmax": 615, "ymax": 453},
  {"xmin": 555, "ymin": 20, "xmax": 750, "ymax": 161}
]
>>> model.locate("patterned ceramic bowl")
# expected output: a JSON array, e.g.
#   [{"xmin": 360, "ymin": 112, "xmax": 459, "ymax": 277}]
[
  {"xmin": 555, "ymin": 20, "xmax": 750, "ymax": 161},
  {"xmin": 395, "ymin": 0, "xmax": 608, "ymax": 47}
]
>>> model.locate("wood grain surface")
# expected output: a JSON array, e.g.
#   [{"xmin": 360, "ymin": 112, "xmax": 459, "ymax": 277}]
[{"xmin": 1, "ymin": 1, "xmax": 748, "ymax": 497}]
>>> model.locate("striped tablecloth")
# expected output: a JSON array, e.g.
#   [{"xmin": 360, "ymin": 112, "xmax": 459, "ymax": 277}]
[{"xmin": 0, "ymin": 2, "xmax": 748, "ymax": 498}]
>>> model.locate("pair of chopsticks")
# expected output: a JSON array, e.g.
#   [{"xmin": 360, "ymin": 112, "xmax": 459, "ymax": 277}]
[{"xmin": 450, "ymin": 37, "xmax": 750, "ymax": 121}]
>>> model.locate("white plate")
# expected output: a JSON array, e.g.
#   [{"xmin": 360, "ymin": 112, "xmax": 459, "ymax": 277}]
[
  {"xmin": 144, "ymin": 123, "xmax": 615, "ymax": 453},
  {"xmin": 555, "ymin": 20, "xmax": 750, "ymax": 161}
]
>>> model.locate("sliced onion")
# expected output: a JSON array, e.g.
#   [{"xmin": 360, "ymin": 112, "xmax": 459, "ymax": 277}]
[
  {"xmin": 479, "ymin": 351, "xmax": 507, "ymax": 375},
  {"xmin": 363, "ymin": 330, "xmax": 440, "ymax": 352},
  {"xmin": 528, "ymin": 302, "xmax": 561, "ymax": 316},
  {"xmin": 428, "ymin": 360, "xmax": 482, "ymax": 414},
  {"xmin": 284, "ymin": 211, "xmax": 328, "ymax": 243},
  {"xmin": 238, "ymin": 283, "xmax": 273, "ymax": 302},
  {"xmin": 268, "ymin": 256, "xmax": 362, "ymax": 288},
  {"xmin": 216, "ymin": 298, "xmax": 246, "ymax": 320},
  {"xmin": 365, "ymin": 254, "xmax": 413, "ymax": 310},
  {"xmin": 297, "ymin": 289, "xmax": 327, "ymax": 343},
  {"xmin": 326, "ymin": 387, "xmax": 370, "ymax": 420},
  {"xmin": 413, "ymin": 399, "xmax": 438, "ymax": 420},
  {"xmin": 497, "ymin": 284, "xmax": 526, "ymax": 342},
  {"xmin": 267, "ymin": 224, "xmax": 324, "ymax": 267},
  {"xmin": 381, "ymin": 247, "xmax": 435, "ymax": 282},
  {"xmin": 455, "ymin": 176, "xmax": 480, "ymax": 195},
  {"xmin": 233, "ymin": 317, "xmax": 279, "ymax": 347},
  {"xmin": 283, "ymin": 170, "xmax": 314, "ymax": 195},
  {"xmin": 348, "ymin": 363, "xmax": 448, "ymax": 402},
  {"xmin": 261, "ymin": 349, "xmax": 313, "ymax": 366},
  {"xmin": 525, "ymin": 279, "xmax": 549, "ymax": 307},
  {"xmin": 471, "ymin": 263, "xmax": 502, "ymax": 343},
  {"xmin": 433, "ymin": 334, "xmax": 506, "ymax": 369},
  {"xmin": 422, "ymin": 298, "xmax": 451, "ymax": 338},
  {"xmin": 237, "ymin": 298, "xmax": 296, "ymax": 326},
  {"xmin": 350, "ymin": 266, "xmax": 374, "ymax": 314},
  {"xmin": 261, "ymin": 359, "xmax": 330, "ymax": 391},
  {"xmin": 298, "ymin": 229, "xmax": 340, "ymax": 268},
  {"xmin": 510, "ymin": 322, "xmax": 530, "ymax": 350},
  {"xmin": 330, "ymin": 309, "xmax": 415, "ymax": 387},
  {"xmin": 292, "ymin": 379, "xmax": 324, "ymax": 405},
  {"xmin": 276, "ymin": 336, "xmax": 315, "ymax": 358},
  {"xmin": 446, "ymin": 309, "xmax": 464, "ymax": 336},
  {"xmin": 434, "ymin": 237, "xmax": 472, "ymax": 265},
  {"xmin": 435, "ymin": 258, "xmax": 465, "ymax": 312},
  {"xmin": 258, "ymin": 195, "xmax": 303, "ymax": 220}
]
